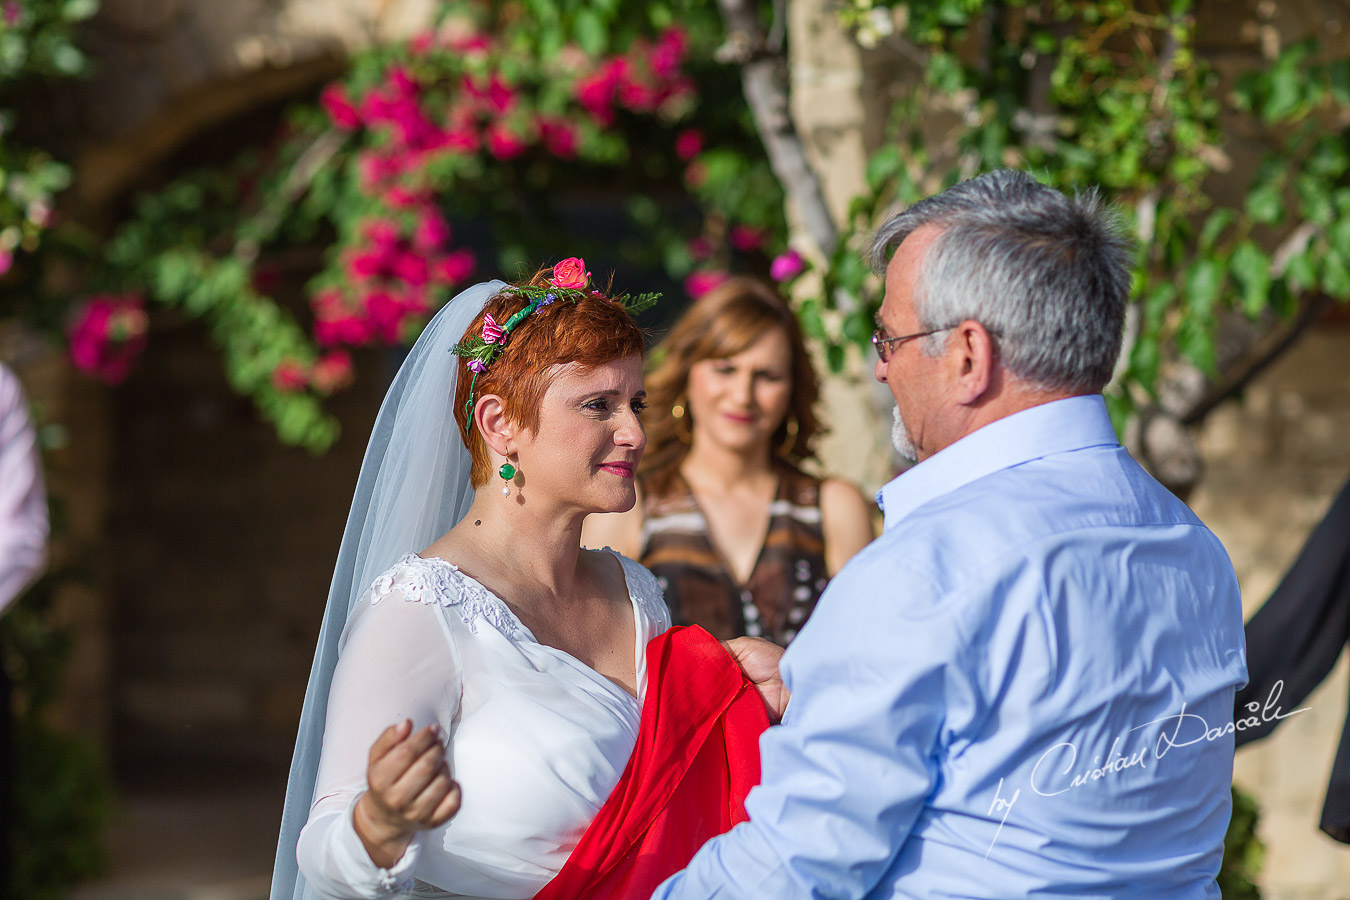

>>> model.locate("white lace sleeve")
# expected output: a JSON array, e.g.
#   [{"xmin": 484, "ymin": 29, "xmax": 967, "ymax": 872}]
[
  {"xmin": 295, "ymin": 562, "xmax": 461, "ymax": 900},
  {"xmin": 615, "ymin": 553, "xmax": 671, "ymax": 632}
]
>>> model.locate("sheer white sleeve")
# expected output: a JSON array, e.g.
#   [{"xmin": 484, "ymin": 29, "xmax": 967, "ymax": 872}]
[{"xmin": 296, "ymin": 571, "xmax": 462, "ymax": 900}]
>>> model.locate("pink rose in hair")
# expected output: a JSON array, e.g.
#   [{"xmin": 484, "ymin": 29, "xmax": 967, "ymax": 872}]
[{"xmin": 551, "ymin": 258, "xmax": 590, "ymax": 290}]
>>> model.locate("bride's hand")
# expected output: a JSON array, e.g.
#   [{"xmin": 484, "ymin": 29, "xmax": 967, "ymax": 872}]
[
  {"xmin": 722, "ymin": 637, "xmax": 790, "ymax": 723},
  {"xmin": 353, "ymin": 719, "xmax": 462, "ymax": 868}
]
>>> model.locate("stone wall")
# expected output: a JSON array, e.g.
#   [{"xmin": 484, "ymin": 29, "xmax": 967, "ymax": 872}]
[{"xmin": 1191, "ymin": 325, "xmax": 1350, "ymax": 900}]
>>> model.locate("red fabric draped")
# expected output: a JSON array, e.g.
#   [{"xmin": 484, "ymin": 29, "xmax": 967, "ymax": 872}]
[{"xmin": 534, "ymin": 625, "xmax": 770, "ymax": 900}]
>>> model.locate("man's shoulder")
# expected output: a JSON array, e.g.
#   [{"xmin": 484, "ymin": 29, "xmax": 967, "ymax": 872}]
[{"xmin": 874, "ymin": 444, "xmax": 1221, "ymax": 587}]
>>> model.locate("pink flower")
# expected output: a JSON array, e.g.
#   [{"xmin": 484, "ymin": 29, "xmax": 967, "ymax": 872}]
[
  {"xmin": 770, "ymin": 249, "xmax": 805, "ymax": 282},
  {"xmin": 730, "ymin": 225, "xmax": 766, "ymax": 252},
  {"xmin": 409, "ymin": 31, "xmax": 435, "ymax": 55},
  {"xmin": 617, "ymin": 78, "xmax": 660, "ymax": 113},
  {"xmin": 651, "ymin": 27, "xmax": 688, "ymax": 79},
  {"xmin": 312, "ymin": 351, "xmax": 354, "ymax": 394},
  {"xmin": 0, "ymin": 248, "xmax": 12, "ymax": 277},
  {"xmin": 486, "ymin": 124, "xmax": 527, "ymax": 160},
  {"xmin": 434, "ymin": 249, "xmax": 476, "ymax": 285},
  {"xmin": 551, "ymin": 257, "xmax": 590, "ymax": 290},
  {"xmin": 67, "ymin": 294, "xmax": 149, "ymax": 384},
  {"xmin": 414, "ymin": 210, "xmax": 451, "ymax": 252},
  {"xmin": 482, "ymin": 313, "xmax": 504, "ymax": 344},
  {"xmin": 385, "ymin": 186, "xmax": 427, "ymax": 209},
  {"xmin": 363, "ymin": 290, "xmax": 406, "ymax": 343},
  {"xmin": 321, "ymin": 84, "xmax": 362, "ymax": 130},
  {"xmin": 486, "ymin": 74, "xmax": 517, "ymax": 114},
  {"xmin": 391, "ymin": 251, "xmax": 430, "ymax": 287},
  {"xmin": 314, "ymin": 314, "xmax": 371, "ymax": 347},
  {"xmin": 675, "ymin": 129, "xmax": 703, "ymax": 161},
  {"xmin": 363, "ymin": 219, "xmax": 401, "ymax": 250},
  {"xmin": 538, "ymin": 118, "xmax": 578, "ymax": 158},
  {"xmin": 272, "ymin": 360, "xmax": 310, "ymax": 393},
  {"xmin": 684, "ymin": 270, "xmax": 729, "ymax": 299},
  {"xmin": 687, "ymin": 236, "xmax": 713, "ymax": 261},
  {"xmin": 3, "ymin": 2, "xmax": 22, "ymax": 26}
]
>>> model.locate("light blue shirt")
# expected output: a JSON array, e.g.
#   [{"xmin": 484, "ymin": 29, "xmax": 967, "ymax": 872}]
[{"xmin": 653, "ymin": 395, "xmax": 1247, "ymax": 899}]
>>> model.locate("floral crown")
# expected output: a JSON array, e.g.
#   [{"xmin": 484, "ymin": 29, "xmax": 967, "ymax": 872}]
[{"xmin": 452, "ymin": 258, "xmax": 660, "ymax": 431}]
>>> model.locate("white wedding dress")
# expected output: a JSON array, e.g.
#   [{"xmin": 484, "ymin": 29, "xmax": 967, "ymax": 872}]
[{"xmin": 296, "ymin": 549, "xmax": 670, "ymax": 900}]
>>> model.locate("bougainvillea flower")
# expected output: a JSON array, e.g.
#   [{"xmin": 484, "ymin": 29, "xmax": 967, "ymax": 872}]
[
  {"xmin": 312, "ymin": 351, "xmax": 355, "ymax": 394},
  {"xmin": 485, "ymin": 124, "xmax": 528, "ymax": 160},
  {"xmin": 730, "ymin": 225, "xmax": 766, "ymax": 252},
  {"xmin": 67, "ymin": 294, "xmax": 149, "ymax": 384},
  {"xmin": 272, "ymin": 359, "xmax": 310, "ymax": 392},
  {"xmin": 770, "ymin": 249, "xmax": 806, "ymax": 282},
  {"xmin": 675, "ymin": 129, "xmax": 703, "ymax": 161},
  {"xmin": 684, "ymin": 270, "xmax": 729, "ymax": 299},
  {"xmin": 414, "ymin": 210, "xmax": 452, "ymax": 252},
  {"xmin": 435, "ymin": 250, "xmax": 476, "ymax": 285},
  {"xmin": 321, "ymin": 84, "xmax": 362, "ymax": 130},
  {"xmin": 538, "ymin": 118, "xmax": 579, "ymax": 159}
]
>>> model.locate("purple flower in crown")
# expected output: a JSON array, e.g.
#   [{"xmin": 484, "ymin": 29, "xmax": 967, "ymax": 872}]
[
  {"xmin": 467, "ymin": 359, "xmax": 487, "ymax": 374},
  {"xmin": 481, "ymin": 313, "xmax": 504, "ymax": 344},
  {"xmin": 540, "ymin": 292, "xmax": 558, "ymax": 306}
]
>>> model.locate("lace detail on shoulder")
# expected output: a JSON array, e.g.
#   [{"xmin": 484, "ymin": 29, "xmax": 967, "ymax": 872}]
[
  {"xmin": 365, "ymin": 552, "xmax": 522, "ymax": 636},
  {"xmin": 612, "ymin": 552, "xmax": 670, "ymax": 629}
]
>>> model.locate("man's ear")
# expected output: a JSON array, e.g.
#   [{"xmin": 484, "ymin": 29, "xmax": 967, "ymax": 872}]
[
  {"xmin": 474, "ymin": 394, "xmax": 515, "ymax": 459},
  {"xmin": 948, "ymin": 320, "xmax": 996, "ymax": 406}
]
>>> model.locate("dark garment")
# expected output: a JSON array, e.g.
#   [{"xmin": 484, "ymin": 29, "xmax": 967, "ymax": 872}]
[
  {"xmin": 1236, "ymin": 476, "xmax": 1350, "ymax": 843},
  {"xmin": 639, "ymin": 466, "xmax": 828, "ymax": 646}
]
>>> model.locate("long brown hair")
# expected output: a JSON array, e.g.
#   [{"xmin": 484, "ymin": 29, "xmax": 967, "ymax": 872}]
[
  {"xmin": 453, "ymin": 268, "xmax": 646, "ymax": 487},
  {"xmin": 641, "ymin": 277, "xmax": 820, "ymax": 494}
]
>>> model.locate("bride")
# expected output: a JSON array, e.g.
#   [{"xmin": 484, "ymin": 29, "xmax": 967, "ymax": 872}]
[{"xmin": 270, "ymin": 264, "xmax": 780, "ymax": 900}]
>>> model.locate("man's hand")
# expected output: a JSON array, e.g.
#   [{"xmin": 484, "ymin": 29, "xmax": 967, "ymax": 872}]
[
  {"xmin": 354, "ymin": 720, "xmax": 461, "ymax": 868},
  {"xmin": 723, "ymin": 636, "xmax": 790, "ymax": 722}
]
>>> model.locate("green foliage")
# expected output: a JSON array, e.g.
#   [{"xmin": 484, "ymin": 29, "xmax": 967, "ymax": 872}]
[
  {"xmin": 0, "ymin": 549, "xmax": 110, "ymax": 897},
  {"xmin": 77, "ymin": 0, "xmax": 783, "ymax": 451},
  {"xmin": 1219, "ymin": 785, "xmax": 1263, "ymax": 899},
  {"xmin": 828, "ymin": 0, "xmax": 1350, "ymax": 408},
  {"xmin": 0, "ymin": 0, "xmax": 98, "ymax": 281}
]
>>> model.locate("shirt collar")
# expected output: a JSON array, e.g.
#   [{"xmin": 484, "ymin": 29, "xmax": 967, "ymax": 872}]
[{"xmin": 876, "ymin": 394, "xmax": 1120, "ymax": 530}]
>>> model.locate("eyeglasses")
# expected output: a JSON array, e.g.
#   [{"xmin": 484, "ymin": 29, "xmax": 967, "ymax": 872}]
[{"xmin": 872, "ymin": 327, "xmax": 950, "ymax": 363}]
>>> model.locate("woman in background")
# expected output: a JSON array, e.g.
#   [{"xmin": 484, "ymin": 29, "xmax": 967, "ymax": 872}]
[{"xmin": 584, "ymin": 277, "xmax": 873, "ymax": 645}]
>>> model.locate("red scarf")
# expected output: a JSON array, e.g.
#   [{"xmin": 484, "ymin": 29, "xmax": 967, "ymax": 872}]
[{"xmin": 534, "ymin": 626, "xmax": 771, "ymax": 900}]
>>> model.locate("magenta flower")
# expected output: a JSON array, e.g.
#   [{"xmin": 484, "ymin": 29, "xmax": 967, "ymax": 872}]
[
  {"xmin": 67, "ymin": 294, "xmax": 149, "ymax": 384},
  {"xmin": 414, "ymin": 211, "xmax": 452, "ymax": 252},
  {"xmin": 770, "ymin": 249, "xmax": 806, "ymax": 282},
  {"xmin": 486, "ymin": 124, "xmax": 527, "ymax": 160},
  {"xmin": 481, "ymin": 313, "xmax": 504, "ymax": 344},
  {"xmin": 684, "ymin": 270, "xmax": 729, "ymax": 299},
  {"xmin": 538, "ymin": 118, "xmax": 579, "ymax": 159},
  {"xmin": 730, "ymin": 225, "xmax": 766, "ymax": 252},
  {"xmin": 321, "ymin": 84, "xmax": 362, "ymax": 130},
  {"xmin": 435, "ymin": 250, "xmax": 476, "ymax": 285},
  {"xmin": 468, "ymin": 359, "xmax": 487, "ymax": 374},
  {"xmin": 272, "ymin": 360, "xmax": 310, "ymax": 393},
  {"xmin": 675, "ymin": 129, "xmax": 703, "ymax": 161}
]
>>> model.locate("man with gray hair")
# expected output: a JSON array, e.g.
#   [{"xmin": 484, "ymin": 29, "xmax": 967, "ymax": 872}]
[{"xmin": 654, "ymin": 170, "xmax": 1246, "ymax": 898}]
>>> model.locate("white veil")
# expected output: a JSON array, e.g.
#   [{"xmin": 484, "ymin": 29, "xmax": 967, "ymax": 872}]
[{"xmin": 270, "ymin": 280, "xmax": 506, "ymax": 900}]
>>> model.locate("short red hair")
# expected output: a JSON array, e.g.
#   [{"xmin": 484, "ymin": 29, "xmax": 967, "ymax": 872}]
[{"xmin": 453, "ymin": 272, "xmax": 647, "ymax": 486}]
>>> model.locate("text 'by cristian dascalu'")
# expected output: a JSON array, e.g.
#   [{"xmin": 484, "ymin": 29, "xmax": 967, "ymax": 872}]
[{"xmin": 983, "ymin": 680, "xmax": 1307, "ymax": 857}]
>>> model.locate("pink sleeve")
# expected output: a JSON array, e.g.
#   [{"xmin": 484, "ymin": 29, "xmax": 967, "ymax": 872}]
[{"xmin": 0, "ymin": 364, "xmax": 48, "ymax": 615}]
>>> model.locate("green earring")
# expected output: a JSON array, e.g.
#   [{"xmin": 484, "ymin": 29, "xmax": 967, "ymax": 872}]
[{"xmin": 499, "ymin": 462, "xmax": 516, "ymax": 497}]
